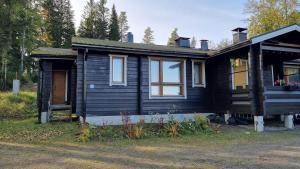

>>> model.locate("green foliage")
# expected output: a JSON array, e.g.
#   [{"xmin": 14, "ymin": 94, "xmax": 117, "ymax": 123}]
[
  {"xmin": 78, "ymin": 124, "xmax": 91, "ymax": 142},
  {"xmin": 0, "ymin": 0, "xmax": 41, "ymax": 90},
  {"xmin": 194, "ymin": 114, "xmax": 210, "ymax": 131},
  {"xmin": 143, "ymin": 27, "xmax": 155, "ymax": 44},
  {"xmin": 108, "ymin": 4, "xmax": 121, "ymax": 41},
  {"xmin": 0, "ymin": 92, "xmax": 37, "ymax": 119},
  {"xmin": 42, "ymin": 0, "xmax": 75, "ymax": 48},
  {"xmin": 78, "ymin": 0, "xmax": 109, "ymax": 39},
  {"xmin": 119, "ymin": 11, "xmax": 129, "ymax": 42},
  {"xmin": 245, "ymin": 0, "xmax": 300, "ymax": 37},
  {"xmin": 167, "ymin": 28, "xmax": 179, "ymax": 47},
  {"xmin": 87, "ymin": 115, "xmax": 212, "ymax": 142}
]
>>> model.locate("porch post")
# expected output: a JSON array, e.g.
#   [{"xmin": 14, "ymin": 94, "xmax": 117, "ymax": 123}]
[{"xmin": 248, "ymin": 44, "xmax": 265, "ymax": 132}]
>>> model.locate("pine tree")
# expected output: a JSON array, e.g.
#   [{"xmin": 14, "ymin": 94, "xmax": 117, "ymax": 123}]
[
  {"xmin": 167, "ymin": 28, "xmax": 179, "ymax": 47},
  {"xmin": 62, "ymin": 0, "xmax": 75, "ymax": 48},
  {"xmin": 94, "ymin": 0, "xmax": 109, "ymax": 39},
  {"xmin": 0, "ymin": 0, "xmax": 42, "ymax": 90},
  {"xmin": 143, "ymin": 27, "xmax": 155, "ymax": 44},
  {"xmin": 108, "ymin": 4, "xmax": 120, "ymax": 41},
  {"xmin": 118, "ymin": 11, "xmax": 129, "ymax": 42},
  {"xmin": 191, "ymin": 36, "xmax": 196, "ymax": 48},
  {"xmin": 78, "ymin": 0, "xmax": 97, "ymax": 38}
]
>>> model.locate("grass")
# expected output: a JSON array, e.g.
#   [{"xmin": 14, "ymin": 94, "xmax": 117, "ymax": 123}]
[
  {"xmin": 0, "ymin": 92, "xmax": 37, "ymax": 119},
  {"xmin": 1, "ymin": 117, "xmax": 299, "ymax": 146},
  {"xmin": 0, "ymin": 118, "xmax": 79, "ymax": 143},
  {"xmin": 1, "ymin": 119, "xmax": 300, "ymax": 169}
]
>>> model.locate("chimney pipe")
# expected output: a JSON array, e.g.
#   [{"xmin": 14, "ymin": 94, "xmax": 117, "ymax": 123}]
[
  {"xmin": 232, "ymin": 28, "xmax": 247, "ymax": 44},
  {"xmin": 175, "ymin": 37, "xmax": 190, "ymax": 48},
  {"xmin": 200, "ymin": 40, "xmax": 209, "ymax": 51},
  {"xmin": 127, "ymin": 32, "xmax": 134, "ymax": 43}
]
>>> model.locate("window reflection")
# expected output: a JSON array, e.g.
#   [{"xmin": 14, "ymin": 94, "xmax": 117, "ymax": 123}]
[
  {"xmin": 112, "ymin": 57, "xmax": 125, "ymax": 84},
  {"xmin": 163, "ymin": 61, "xmax": 180, "ymax": 83}
]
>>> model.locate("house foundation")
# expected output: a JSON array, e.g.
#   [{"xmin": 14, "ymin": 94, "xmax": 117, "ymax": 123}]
[
  {"xmin": 254, "ymin": 116, "xmax": 264, "ymax": 132},
  {"xmin": 41, "ymin": 112, "xmax": 48, "ymax": 124},
  {"xmin": 284, "ymin": 115, "xmax": 294, "ymax": 129},
  {"xmin": 224, "ymin": 113, "xmax": 231, "ymax": 124}
]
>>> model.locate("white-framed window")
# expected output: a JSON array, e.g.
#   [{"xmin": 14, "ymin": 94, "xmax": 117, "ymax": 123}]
[
  {"xmin": 149, "ymin": 57, "xmax": 186, "ymax": 99},
  {"xmin": 109, "ymin": 54, "xmax": 127, "ymax": 86},
  {"xmin": 192, "ymin": 60, "xmax": 206, "ymax": 88}
]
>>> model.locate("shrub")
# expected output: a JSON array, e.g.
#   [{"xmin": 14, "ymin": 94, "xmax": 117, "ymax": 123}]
[
  {"xmin": 78, "ymin": 124, "xmax": 91, "ymax": 142},
  {"xmin": 194, "ymin": 114, "xmax": 210, "ymax": 131},
  {"xmin": 133, "ymin": 120, "xmax": 145, "ymax": 139},
  {"xmin": 165, "ymin": 121, "xmax": 180, "ymax": 137},
  {"xmin": 0, "ymin": 92, "xmax": 37, "ymax": 119}
]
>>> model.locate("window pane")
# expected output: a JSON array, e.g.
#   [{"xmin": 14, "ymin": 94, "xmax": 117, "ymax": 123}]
[
  {"xmin": 163, "ymin": 86, "xmax": 181, "ymax": 96},
  {"xmin": 151, "ymin": 60, "xmax": 159, "ymax": 83},
  {"xmin": 285, "ymin": 67, "xmax": 300, "ymax": 83},
  {"xmin": 194, "ymin": 63, "xmax": 203, "ymax": 85},
  {"xmin": 113, "ymin": 57, "xmax": 123, "ymax": 82},
  {"xmin": 151, "ymin": 86, "xmax": 159, "ymax": 96},
  {"xmin": 233, "ymin": 60, "xmax": 248, "ymax": 89},
  {"xmin": 163, "ymin": 61, "xmax": 181, "ymax": 83}
]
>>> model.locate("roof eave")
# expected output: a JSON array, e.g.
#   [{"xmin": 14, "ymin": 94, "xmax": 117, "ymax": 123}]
[
  {"xmin": 72, "ymin": 43, "xmax": 210, "ymax": 58},
  {"xmin": 251, "ymin": 24, "xmax": 300, "ymax": 44},
  {"xmin": 210, "ymin": 40, "xmax": 251, "ymax": 57}
]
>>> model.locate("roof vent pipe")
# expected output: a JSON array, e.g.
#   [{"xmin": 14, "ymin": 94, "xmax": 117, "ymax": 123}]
[
  {"xmin": 127, "ymin": 32, "xmax": 134, "ymax": 43},
  {"xmin": 200, "ymin": 40, "xmax": 209, "ymax": 51},
  {"xmin": 232, "ymin": 28, "xmax": 247, "ymax": 44}
]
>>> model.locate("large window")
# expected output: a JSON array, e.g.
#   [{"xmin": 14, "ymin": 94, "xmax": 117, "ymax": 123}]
[
  {"xmin": 284, "ymin": 66, "xmax": 300, "ymax": 84},
  {"xmin": 192, "ymin": 60, "xmax": 206, "ymax": 87},
  {"xmin": 150, "ymin": 58, "xmax": 186, "ymax": 98},
  {"xmin": 231, "ymin": 59, "xmax": 248, "ymax": 90},
  {"xmin": 110, "ymin": 55, "xmax": 127, "ymax": 86}
]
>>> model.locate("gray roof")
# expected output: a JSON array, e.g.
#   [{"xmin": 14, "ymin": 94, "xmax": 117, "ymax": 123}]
[{"xmin": 72, "ymin": 37, "xmax": 210, "ymax": 56}]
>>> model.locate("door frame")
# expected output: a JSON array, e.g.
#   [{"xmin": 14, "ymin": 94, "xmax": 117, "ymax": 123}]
[{"xmin": 52, "ymin": 70, "xmax": 68, "ymax": 104}]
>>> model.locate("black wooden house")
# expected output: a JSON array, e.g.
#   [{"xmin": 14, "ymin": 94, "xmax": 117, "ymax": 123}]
[{"xmin": 32, "ymin": 24, "xmax": 300, "ymax": 131}]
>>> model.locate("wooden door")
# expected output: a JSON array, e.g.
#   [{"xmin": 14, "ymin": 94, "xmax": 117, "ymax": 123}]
[{"xmin": 52, "ymin": 71, "xmax": 66, "ymax": 105}]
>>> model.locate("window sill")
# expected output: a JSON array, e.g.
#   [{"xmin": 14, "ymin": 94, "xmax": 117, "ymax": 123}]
[
  {"xmin": 110, "ymin": 83, "xmax": 127, "ymax": 86},
  {"xmin": 193, "ymin": 84, "xmax": 206, "ymax": 88},
  {"xmin": 149, "ymin": 96, "xmax": 187, "ymax": 100}
]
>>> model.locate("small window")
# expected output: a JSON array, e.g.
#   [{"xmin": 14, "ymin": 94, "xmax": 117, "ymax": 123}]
[
  {"xmin": 150, "ymin": 58, "xmax": 186, "ymax": 98},
  {"xmin": 231, "ymin": 59, "xmax": 248, "ymax": 90},
  {"xmin": 110, "ymin": 55, "xmax": 127, "ymax": 86},
  {"xmin": 284, "ymin": 66, "xmax": 300, "ymax": 84},
  {"xmin": 192, "ymin": 60, "xmax": 206, "ymax": 87}
]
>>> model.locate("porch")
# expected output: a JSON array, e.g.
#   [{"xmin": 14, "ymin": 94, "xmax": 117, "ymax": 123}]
[{"xmin": 32, "ymin": 48, "xmax": 77, "ymax": 123}]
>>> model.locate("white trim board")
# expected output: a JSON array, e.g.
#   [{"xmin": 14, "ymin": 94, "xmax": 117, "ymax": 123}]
[
  {"xmin": 192, "ymin": 60, "xmax": 206, "ymax": 88},
  {"xmin": 251, "ymin": 24, "xmax": 300, "ymax": 44},
  {"xmin": 84, "ymin": 113, "xmax": 214, "ymax": 126},
  {"xmin": 148, "ymin": 57, "xmax": 187, "ymax": 100},
  {"xmin": 109, "ymin": 54, "xmax": 128, "ymax": 86}
]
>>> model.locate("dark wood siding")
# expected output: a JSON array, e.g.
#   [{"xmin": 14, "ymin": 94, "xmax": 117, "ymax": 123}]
[
  {"xmin": 85, "ymin": 52, "xmax": 138, "ymax": 116},
  {"xmin": 142, "ymin": 57, "xmax": 210, "ymax": 114},
  {"xmin": 76, "ymin": 52, "xmax": 84, "ymax": 116},
  {"xmin": 79, "ymin": 51, "xmax": 211, "ymax": 116},
  {"xmin": 207, "ymin": 57, "xmax": 232, "ymax": 113}
]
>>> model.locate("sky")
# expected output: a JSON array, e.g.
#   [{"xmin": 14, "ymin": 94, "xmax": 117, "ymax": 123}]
[{"xmin": 70, "ymin": 0, "xmax": 249, "ymax": 47}]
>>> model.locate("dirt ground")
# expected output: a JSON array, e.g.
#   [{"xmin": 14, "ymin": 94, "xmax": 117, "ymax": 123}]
[{"xmin": 1, "ymin": 126, "xmax": 300, "ymax": 169}]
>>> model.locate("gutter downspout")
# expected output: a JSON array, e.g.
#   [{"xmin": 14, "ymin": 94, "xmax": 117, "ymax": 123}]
[{"xmin": 82, "ymin": 48, "xmax": 88, "ymax": 123}]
